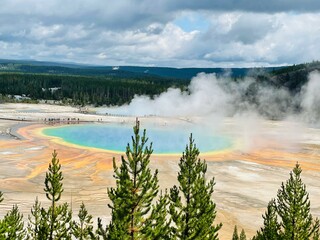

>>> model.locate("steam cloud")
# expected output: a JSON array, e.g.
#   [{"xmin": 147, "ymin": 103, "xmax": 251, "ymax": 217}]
[
  {"xmin": 95, "ymin": 71, "xmax": 320, "ymax": 152},
  {"xmin": 300, "ymin": 71, "xmax": 320, "ymax": 124},
  {"xmin": 98, "ymin": 71, "xmax": 320, "ymax": 124},
  {"xmin": 99, "ymin": 73, "xmax": 230, "ymax": 117}
]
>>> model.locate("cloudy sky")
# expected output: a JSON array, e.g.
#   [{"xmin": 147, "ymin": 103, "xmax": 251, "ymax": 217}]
[{"xmin": 1, "ymin": 0, "xmax": 320, "ymax": 67}]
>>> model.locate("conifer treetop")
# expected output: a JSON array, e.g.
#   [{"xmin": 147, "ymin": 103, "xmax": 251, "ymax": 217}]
[
  {"xmin": 107, "ymin": 119, "xmax": 160, "ymax": 240},
  {"xmin": 44, "ymin": 150, "xmax": 64, "ymax": 202}
]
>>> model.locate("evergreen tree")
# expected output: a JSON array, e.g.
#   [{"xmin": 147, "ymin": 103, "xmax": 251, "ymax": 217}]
[
  {"xmin": 27, "ymin": 197, "xmax": 42, "ymax": 239},
  {"xmin": 239, "ymin": 229, "xmax": 246, "ymax": 240},
  {"xmin": 254, "ymin": 199, "xmax": 281, "ymax": 240},
  {"xmin": 277, "ymin": 162, "xmax": 320, "ymax": 239},
  {"xmin": 254, "ymin": 163, "xmax": 319, "ymax": 240},
  {"xmin": 72, "ymin": 202, "xmax": 95, "ymax": 239},
  {"xmin": 232, "ymin": 225, "xmax": 239, "ymax": 240},
  {"xmin": 2, "ymin": 205, "xmax": 25, "ymax": 240},
  {"xmin": 107, "ymin": 120, "xmax": 160, "ymax": 239},
  {"xmin": 96, "ymin": 218, "xmax": 108, "ymax": 240},
  {"xmin": 41, "ymin": 150, "xmax": 72, "ymax": 240},
  {"xmin": 143, "ymin": 191, "xmax": 172, "ymax": 240},
  {"xmin": 169, "ymin": 135, "xmax": 222, "ymax": 240}
]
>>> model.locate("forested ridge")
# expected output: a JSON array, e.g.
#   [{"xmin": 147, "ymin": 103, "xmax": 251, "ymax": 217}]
[
  {"xmin": 0, "ymin": 59, "xmax": 268, "ymax": 79},
  {"xmin": 1, "ymin": 60, "xmax": 320, "ymax": 108},
  {"xmin": 0, "ymin": 72, "xmax": 185, "ymax": 106},
  {"xmin": 270, "ymin": 61, "xmax": 320, "ymax": 92},
  {"xmin": 0, "ymin": 122, "xmax": 318, "ymax": 239}
]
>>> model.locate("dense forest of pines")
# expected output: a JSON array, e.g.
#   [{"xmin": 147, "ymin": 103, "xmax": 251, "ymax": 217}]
[
  {"xmin": 0, "ymin": 121, "xmax": 318, "ymax": 239},
  {"xmin": 0, "ymin": 61, "xmax": 319, "ymax": 113},
  {"xmin": 0, "ymin": 72, "xmax": 186, "ymax": 106},
  {"xmin": 1, "ymin": 61, "xmax": 320, "ymax": 108}
]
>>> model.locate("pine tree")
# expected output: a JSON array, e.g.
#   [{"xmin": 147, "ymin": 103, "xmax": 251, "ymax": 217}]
[
  {"xmin": 72, "ymin": 202, "xmax": 95, "ymax": 239},
  {"xmin": 2, "ymin": 205, "xmax": 25, "ymax": 240},
  {"xmin": 96, "ymin": 218, "xmax": 108, "ymax": 240},
  {"xmin": 232, "ymin": 225, "xmax": 239, "ymax": 240},
  {"xmin": 239, "ymin": 229, "xmax": 247, "ymax": 240},
  {"xmin": 254, "ymin": 199, "xmax": 281, "ymax": 240},
  {"xmin": 41, "ymin": 150, "xmax": 72, "ymax": 240},
  {"xmin": 254, "ymin": 163, "xmax": 319, "ymax": 240},
  {"xmin": 107, "ymin": 120, "xmax": 160, "ymax": 239},
  {"xmin": 143, "ymin": 191, "xmax": 172, "ymax": 240},
  {"xmin": 27, "ymin": 197, "xmax": 42, "ymax": 239},
  {"xmin": 169, "ymin": 135, "xmax": 222, "ymax": 240},
  {"xmin": 277, "ymin": 163, "xmax": 320, "ymax": 239}
]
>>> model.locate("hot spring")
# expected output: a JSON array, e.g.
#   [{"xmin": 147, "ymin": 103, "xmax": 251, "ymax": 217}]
[{"xmin": 42, "ymin": 123, "xmax": 233, "ymax": 154}]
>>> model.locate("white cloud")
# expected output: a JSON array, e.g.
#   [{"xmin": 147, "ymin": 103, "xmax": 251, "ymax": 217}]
[{"xmin": 0, "ymin": 1, "xmax": 320, "ymax": 66}]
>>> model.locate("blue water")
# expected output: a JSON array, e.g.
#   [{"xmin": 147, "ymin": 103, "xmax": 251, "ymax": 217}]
[{"xmin": 43, "ymin": 124, "xmax": 232, "ymax": 154}]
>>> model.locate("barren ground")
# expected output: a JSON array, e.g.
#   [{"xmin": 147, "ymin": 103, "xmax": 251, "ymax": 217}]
[{"xmin": 0, "ymin": 103, "xmax": 320, "ymax": 239}]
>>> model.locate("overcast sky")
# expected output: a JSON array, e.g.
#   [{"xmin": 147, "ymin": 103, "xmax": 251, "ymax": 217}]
[{"xmin": 1, "ymin": 0, "xmax": 320, "ymax": 67}]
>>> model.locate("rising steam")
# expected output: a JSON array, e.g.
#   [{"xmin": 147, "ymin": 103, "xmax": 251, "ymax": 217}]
[
  {"xmin": 97, "ymin": 71, "xmax": 320, "ymax": 124},
  {"xmin": 95, "ymin": 71, "xmax": 320, "ymax": 152},
  {"xmin": 300, "ymin": 71, "xmax": 320, "ymax": 124}
]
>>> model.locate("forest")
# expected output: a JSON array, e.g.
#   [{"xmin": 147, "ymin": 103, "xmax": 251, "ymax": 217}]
[
  {"xmin": 1, "ymin": 61, "xmax": 320, "ymax": 108},
  {"xmin": 0, "ymin": 72, "xmax": 185, "ymax": 106},
  {"xmin": 0, "ymin": 121, "xmax": 318, "ymax": 239}
]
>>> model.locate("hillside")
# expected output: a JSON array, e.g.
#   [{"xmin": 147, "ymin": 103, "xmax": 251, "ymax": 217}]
[
  {"xmin": 270, "ymin": 61, "xmax": 320, "ymax": 92},
  {"xmin": 0, "ymin": 59, "xmax": 280, "ymax": 80},
  {"xmin": 0, "ymin": 59, "xmax": 320, "ymax": 109}
]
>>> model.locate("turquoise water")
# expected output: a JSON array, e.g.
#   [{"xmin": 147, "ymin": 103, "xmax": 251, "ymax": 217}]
[{"xmin": 43, "ymin": 124, "xmax": 232, "ymax": 154}]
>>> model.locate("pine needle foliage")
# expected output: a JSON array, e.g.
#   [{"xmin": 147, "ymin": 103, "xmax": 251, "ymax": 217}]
[
  {"xmin": 254, "ymin": 199, "xmax": 281, "ymax": 240},
  {"xmin": 2, "ymin": 205, "xmax": 25, "ymax": 240},
  {"xmin": 169, "ymin": 135, "xmax": 222, "ymax": 240},
  {"xmin": 72, "ymin": 202, "xmax": 95, "ymax": 240},
  {"xmin": 96, "ymin": 218, "xmax": 108, "ymax": 240},
  {"xmin": 239, "ymin": 229, "xmax": 246, "ymax": 240},
  {"xmin": 277, "ymin": 163, "xmax": 320, "ymax": 239},
  {"xmin": 41, "ymin": 150, "xmax": 72, "ymax": 240},
  {"xmin": 27, "ymin": 197, "xmax": 42, "ymax": 239},
  {"xmin": 254, "ymin": 163, "xmax": 320, "ymax": 239},
  {"xmin": 143, "ymin": 191, "xmax": 172, "ymax": 240},
  {"xmin": 232, "ymin": 225, "xmax": 239, "ymax": 240},
  {"xmin": 44, "ymin": 150, "xmax": 64, "ymax": 204},
  {"xmin": 107, "ymin": 119, "xmax": 160, "ymax": 240}
]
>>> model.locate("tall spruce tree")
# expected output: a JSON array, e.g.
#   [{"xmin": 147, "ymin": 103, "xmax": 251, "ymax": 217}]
[
  {"xmin": 254, "ymin": 163, "xmax": 320, "ymax": 239},
  {"xmin": 277, "ymin": 162, "xmax": 320, "ymax": 239},
  {"xmin": 254, "ymin": 199, "xmax": 281, "ymax": 240},
  {"xmin": 107, "ymin": 119, "xmax": 163, "ymax": 239},
  {"xmin": 169, "ymin": 135, "xmax": 222, "ymax": 240},
  {"xmin": 41, "ymin": 150, "xmax": 72, "ymax": 240}
]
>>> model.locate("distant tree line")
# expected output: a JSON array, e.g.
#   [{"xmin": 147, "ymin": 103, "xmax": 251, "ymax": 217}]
[
  {"xmin": 0, "ymin": 72, "xmax": 186, "ymax": 106},
  {"xmin": 0, "ymin": 121, "xmax": 318, "ymax": 239},
  {"xmin": 270, "ymin": 60, "xmax": 320, "ymax": 92},
  {"xmin": 2, "ymin": 60, "xmax": 320, "ymax": 109}
]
